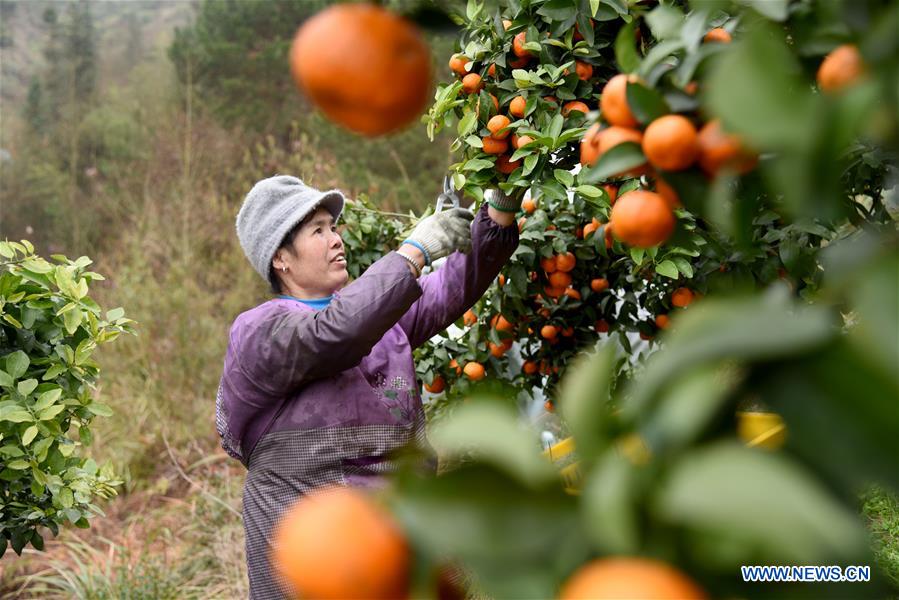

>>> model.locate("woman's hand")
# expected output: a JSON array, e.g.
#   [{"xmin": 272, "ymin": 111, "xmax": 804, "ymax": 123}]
[{"xmin": 403, "ymin": 208, "xmax": 474, "ymax": 266}]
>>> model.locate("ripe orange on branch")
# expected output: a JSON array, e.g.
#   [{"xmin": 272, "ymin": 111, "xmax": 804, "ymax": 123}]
[
  {"xmin": 463, "ymin": 361, "xmax": 486, "ymax": 381},
  {"xmin": 643, "ymin": 115, "xmax": 699, "ymax": 171},
  {"xmin": 600, "ymin": 73, "xmax": 640, "ymax": 127},
  {"xmin": 671, "ymin": 287, "xmax": 695, "ymax": 307},
  {"xmin": 703, "ymin": 27, "xmax": 732, "ymax": 43},
  {"xmin": 487, "ymin": 115, "xmax": 512, "ymax": 139},
  {"xmin": 509, "ymin": 95, "xmax": 527, "ymax": 117},
  {"xmin": 580, "ymin": 124, "xmax": 644, "ymax": 170},
  {"xmin": 424, "ymin": 375, "xmax": 446, "ymax": 393},
  {"xmin": 697, "ymin": 119, "xmax": 757, "ymax": 176},
  {"xmin": 273, "ymin": 487, "xmax": 410, "ymax": 600},
  {"xmin": 559, "ymin": 557, "xmax": 706, "ymax": 600},
  {"xmin": 449, "ymin": 54, "xmax": 469, "ymax": 75},
  {"xmin": 609, "ymin": 190, "xmax": 676, "ymax": 248},
  {"xmin": 482, "ymin": 136, "xmax": 508, "ymax": 154},
  {"xmin": 513, "ymin": 31, "xmax": 533, "ymax": 57},
  {"xmin": 289, "ymin": 3, "xmax": 431, "ymax": 136},
  {"xmin": 817, "ymin": 44, "xmax": 865, "ymax": 93},
  {"xmin": 462, "ymin": 72, "xmax": 484, "ymax": 94},
  {"xmin": 562, "ymin": 101, "xmax": 591, "ymax": 117}
]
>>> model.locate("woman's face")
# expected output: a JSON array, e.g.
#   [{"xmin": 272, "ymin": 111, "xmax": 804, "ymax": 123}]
[{"xmin": 273, "ymin": 207, "xmax": 348, "ymax": 298}]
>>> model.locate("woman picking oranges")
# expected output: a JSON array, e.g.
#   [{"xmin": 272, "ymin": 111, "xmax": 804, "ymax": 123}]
[{"xmin": 215, "ymin": 175, "xmax": 519, "ymax": 598}]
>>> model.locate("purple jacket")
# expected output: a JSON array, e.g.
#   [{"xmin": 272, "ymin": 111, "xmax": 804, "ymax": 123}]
[{"xmin": 216, "ymin": 203, "xmax": 519, "ymax": 471}]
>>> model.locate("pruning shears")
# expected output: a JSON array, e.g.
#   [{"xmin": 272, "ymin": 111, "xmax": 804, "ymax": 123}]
[{"xmin": 434, "ymin": 174, "xmax": 463, "ymax": 213}]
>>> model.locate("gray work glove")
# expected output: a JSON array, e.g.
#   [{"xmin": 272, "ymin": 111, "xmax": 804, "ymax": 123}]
[
  {"xmin": 484, "ymin": 188, "xmax": 520, "ymax": 214},
  {"xmin": 403, "ymin": 207, "xmax": 474, "ymax": 266}
]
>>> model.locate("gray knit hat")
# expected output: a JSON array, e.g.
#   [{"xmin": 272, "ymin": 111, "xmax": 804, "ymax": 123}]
[{"xmin": 236, "ymin": 175, "xmax": 345, "ymax": 282}]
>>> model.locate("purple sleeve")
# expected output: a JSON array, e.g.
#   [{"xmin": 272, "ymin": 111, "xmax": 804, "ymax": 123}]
[
  {"xmin": 398, "ymin": 203, "xmax": 519, "ymax": 349},
  {"xmin": 230, "ymin": 253, "xmax": 422, "ymax": 397}
]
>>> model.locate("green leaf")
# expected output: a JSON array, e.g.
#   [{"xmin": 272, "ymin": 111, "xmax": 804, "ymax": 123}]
[
  {"xmin": 1, "ymin": 410, "xmax": 33, "ymax": 423},
  {"xmin": 629, "ymin": 247, "xmax": 645, "ymax": 264},
  {"xmin": 57, "ymin": 487, "xmax": 74, "ymax": 509},
  {"xmin": 39, "ymin": 405, "xmax": 66, "ymax": 421},
  {"xmin": 735, "ymin": 0, "xmax": 788, "ymax": 21},
  {"xmin": 7, "ymin": 459, "xmax": 30, "ymax": 470},
  {"xmin": 17, "ymin": 379, "xmax": 38, "ymax": 397},
  {"xmin": 582, "ymin": 452, "xmax": 639, "ymax": 553},
  {"xmin": 645, "ymin": 4, "xmax": 684, "ymax": 40},
  {"xmin": 655, "ymin": 442, "xmax": 868, "ymax": 563},
  {"xmin": 0, "ymin": 370, "xmax": 13, "ymax": 388},
  {"xmin": 558, "ymin": 345, "xmax": 619, "ymax": 462},
  {"xmin": 465, "ymin": 135, "xmax": 484, "ymax": 148},
  {"xmin": 614, "ymin": 21, "xmax": 640, "ymax": 73},
  {"xmin": 62, "ymin": 308, "xmax": 83, "ymax": 335},
  {"xmin": 86, "ymin": 403, "xmax": 113, "ymax": 417},
  {"xmin": 5, "ymin": 351, "xmax": 29, "ymax": 379},
  {"xmin": 428, "ymin": 401, "xmax": 558, "ymax": 486},
  {"xmin": 625, "ymin": 81, "xmax": 671, "ymax": 124},
  {"xmin": 671, "ymin": 256, "xmax": 694, "ymax": 278},
  {"xmin": 463, "ymin": 158, "xmax": 494, "ymax": 172},
  {"xmin": 575, "ymin": 185, "xmax": 602, "ymax": 198},
  {"xmin": 536, "ymin": 0, "xmax": 577, "ymax": 21},
  {"xmin": 553, "ymin": 169, "xmax": 574, "ymax": 187},
  {"xmin": 33, "ymin": 388, "xmax": 63, "ymax": 412},
  {"xmin": 579, "ymin": 142, "xmax": 646, "ymax": 183},
  {"xmin": 655, "ymin": 260, "xmax": 679, "ymax": 279},
  {"xmin": 457, "ymin": 110, "xmax": 477, "ymax": 137},
  {"xmin": 22, "ymin": 425, "xmax": 38, "ymax": 446},
  {"xmin": 705, "ymin": 22, "xmax": 814, "ymax": 150}
]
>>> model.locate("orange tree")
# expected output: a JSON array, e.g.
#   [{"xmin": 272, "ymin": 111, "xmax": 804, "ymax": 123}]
[
  {"xmin": 371, "ymin": 0, "xmax": 896, "ymax": 598},
  {"xmin": 412, "ymin": 0, "xmax": 896, "ymax": 419}
]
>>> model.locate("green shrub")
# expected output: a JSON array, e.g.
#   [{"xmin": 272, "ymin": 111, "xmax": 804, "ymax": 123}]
[{"xmin": 0, "ymin": 240, "xmax": 135, "ymax": 556}]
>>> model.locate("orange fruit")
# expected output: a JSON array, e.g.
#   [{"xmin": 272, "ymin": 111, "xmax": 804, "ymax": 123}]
[
  {"xmin": 575, "ymin": 61, "xmax": 593, "ymax": 81},
  {"xmin": 273, "ymin": 486, "xmax": 410, "ymax": 600},
  {"xmin": 498, "ymin": 274, "xmax": 506, "ymax": 286},
  {"xmin": 487, "ymin": 63, "xmax": 496, "ymax": 77},
  {"xmin": 563, "ymin": 288, "xmax": 581, "ymax": 301},
  {"xmin": 603, "ymin": 184, "xmax": 618, "ymax": 205},
  {"xmin": 642, "ymin": 115, "xmax": 699, "ymax": 171},
  {"xmin": 540, "ymin": 256, "xmax": 558, "ymax": 273},
  {"xmin": 562, "ymin": 101, "xmax": 591, "ymax": 117},
  {"xmin": 555, "ymin": 252, "xmax": 576, "ymax": 272},
  {"xmin": 541, "ymin": 324, "xmax": 559, "ymax": 339},
  {"xmin": 594, "ymin": 319, "xmax": 610, "ymax": 333},
  {"xmin": 522, "ymin": 360, "xmax": 538, "ymax": 375},
  {"xmin": 580, "ymin": 124, "xmax": 645, "ymax": 174},
  {"xmin": 654, "ymin": 178, "xmax": 681, "ymax": 209},
  {"xmin": 549, "ymin": 271, "xmax": 572, "ymax": 289},
  {"xmin": 582, "ymin": 222, "xmax": 599, "ymax": 239},
  {"xmin": 513, "ymin": 31, "xmax": 532, "ymax": 57},
  {"xmin": 671, "ymin": 287, "xmax": 695, "ymax": 308},
  {"xmin": 449, "ymin": 54, "xmax": 469, "ymax": 75},
  {"xmin": 600, "ymin": 73, "xmax": 639, "ymax": 127},
  {"xmin": 639, "ymin": 331, "xmax": 654, "ymax": 341},
  {"xmin": 463, "ymin": 361, "xmax": 486, "ymax": 381},
  {"xmin": 696, "ymin": 119, "xmax": 757, "ymax": 176},
  {"xmin": 522, "ymin": 199, "xmax": 537, "ymax": 213},
  {"xmin": 289, "ymin": 4, "xmax": 432, "ymax": 137},
  {"xmin": 703, "ymin": 28, "xmax": 732, "ymax": 43},
  {"xmin": 482, "ymin": 136, "xmax": 509, "ymax": 155},
  {"xmin": 561, "ymin": 326, "xmax": 575, "ymax": 337},
  {"xmin": 515, "ymin": 134, "xmax": 535, "ymax": 149},
  {"xmin": 544, "ymin": 400, "xmax": 555, "ymax": 412},
  {"xmin": 655, "ymin": 314, "xmax": 670, "ymax": 329},
  {"xmin": 496, "ymin": 154, "xmax": 522, "ymax": 174},
  {"xmin": 487, "ymin": 115, "xmax": 512, "ymax": 139},
  {"xmin": 817, "ymin": 44, "xmax": 865, "ymax": 93},
  {"xmin": 560, "ymin": 557, "xmax": 706, "ymax": 600},
  {"xmin": 462, "ymin": 72, "xmax": 483, "ymax": 94},
  {"xmin": 509, "ymin": 95, "xmax": 527, "ymax": 117},
  {"xmin": 508, "ymin": 56, "xmax": 530, "ymax": 69},
  {"xmin": 488, "ymin": 342, "xmax": 508, "ymax": 358},
  {"xmin": 424, "ymin": 375, "xmax": 446, "ymax": 393},
  {"xmin": 609, "ymin": 190, "xmax": 676, "ymax": 248},
  {"xmin": 493, "ymin": 314, "xmax": 514, "ymax": 332},
  {"xmin": 544, "ymin": 285, "xmax": 564, "ymax": 299},
  {"xmin": 463, "ymin": 309, "xmax": 477, "ymax": 326},
  {"xmin": 590, "ymin": 278, "xmax": 609, "ymax": 292},
  {"xmin": 684, "ymin": 81, "xmax": 699, "ymax": 95},
  {"xmin": 449, "ymin": 358, "xmax": 462, "ymax": 375}
]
